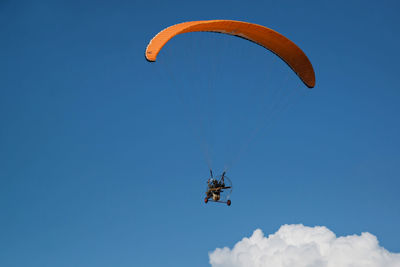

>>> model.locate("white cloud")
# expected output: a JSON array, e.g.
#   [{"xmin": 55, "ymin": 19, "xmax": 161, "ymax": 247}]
[{"xmin": 209, "ymin": 224, "xmax": 400, "ymax": 267}]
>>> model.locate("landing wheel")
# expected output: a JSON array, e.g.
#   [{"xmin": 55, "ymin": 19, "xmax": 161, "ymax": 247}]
[
  {"xmin": 204, "ymin": 197, "xmax": 209, "ymax": 204},
  {"xmin": 227, "ymin": 200, "xmax": 231, "ymax": 206}
]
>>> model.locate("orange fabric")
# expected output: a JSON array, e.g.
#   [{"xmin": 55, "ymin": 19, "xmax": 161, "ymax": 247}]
[{"xmin": 145, "ymin": 20, "xmax": 315, "ymax": 88}]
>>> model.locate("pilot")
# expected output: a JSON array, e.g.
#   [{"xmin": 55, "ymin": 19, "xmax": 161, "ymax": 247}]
[{"xmin": 212, "ymin": 179, "xmax": 219, "ymax": 188}]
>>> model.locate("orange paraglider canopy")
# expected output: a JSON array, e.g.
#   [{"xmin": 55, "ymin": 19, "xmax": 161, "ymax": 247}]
[{"xmin": 145, "ymin": 20, "xmax": 315, "ymax": 88}]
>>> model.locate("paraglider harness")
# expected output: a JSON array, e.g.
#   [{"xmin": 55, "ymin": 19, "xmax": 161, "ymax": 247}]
[{"xmin": 207, "ymin": 170, "xmax": 225, "ymax": 189}]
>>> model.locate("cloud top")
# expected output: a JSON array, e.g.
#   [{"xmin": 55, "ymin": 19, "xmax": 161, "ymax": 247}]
[{"xmin": 209, "ymin": 224, "xmax": 400, "ymax": 267}]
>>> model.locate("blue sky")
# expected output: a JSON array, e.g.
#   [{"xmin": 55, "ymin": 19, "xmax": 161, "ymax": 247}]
[{"xmin": 1, "ymin": 1, "xmax": 400, "ymax": 267}]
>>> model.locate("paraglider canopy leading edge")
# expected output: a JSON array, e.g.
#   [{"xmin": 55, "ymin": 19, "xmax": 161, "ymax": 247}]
[{"xmin": 145, "ymin": 19, "xmax": 315, "ymax": 88}]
